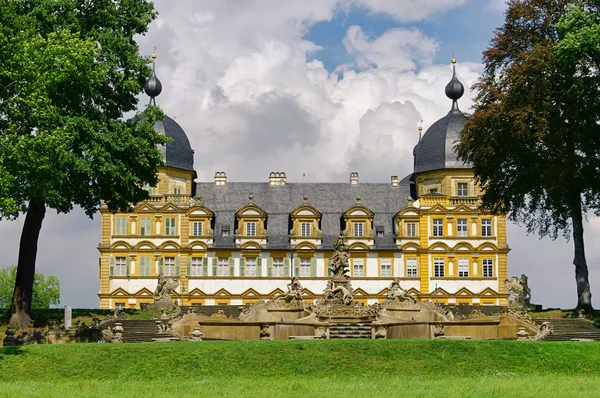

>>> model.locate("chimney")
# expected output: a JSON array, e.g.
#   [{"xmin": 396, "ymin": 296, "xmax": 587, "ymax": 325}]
[
  {"xmin": 350, "ymin": 172, "xmax": 359, "ymax": 185},
  {"xmin": 391, "ymin": 176, "xmax": 399, "ymax": 187},
  {"xmin": 269, "ymin": 172, "xmax": 286, "ymax": 186},
  {"xmin": 214, "ymin": 171, "xmax": 227, "ymax": 185}
]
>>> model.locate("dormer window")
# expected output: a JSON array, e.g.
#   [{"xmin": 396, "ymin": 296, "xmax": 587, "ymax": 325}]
[
  {"xmin": 353, "ymin": 222, "xmax": 364, "ymax": 237},
  {"xmin": 290, "ymin": 203, "xmax": 322, "ymax": 243},
  {"xmin": 342, "ymin": 203, "xmax": 374, "ymax": 243},
  {"xmin": 222, "ymin": 228, "xmax": 230, "ymax": 237},
  {"xmin": 235, "ymin": 203, "xmax": 267, "ymax": 242},
  {"xmin": 186, "ymin": 205, "xmax": 214, "ymax": 240},
  {"xmin": 246, "ymin": 222, "xmax": 257, "ymax": 237},
  {"xmin": 301, "ymin": 222, "xmax": 311, "ymax": 237}
]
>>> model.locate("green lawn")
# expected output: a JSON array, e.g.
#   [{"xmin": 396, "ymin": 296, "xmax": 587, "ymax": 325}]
[{"xmin": 1, "ymin": 339, "xmax": 599, "ymax": 397}]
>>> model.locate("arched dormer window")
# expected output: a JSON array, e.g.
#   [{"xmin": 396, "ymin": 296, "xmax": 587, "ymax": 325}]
[
  {"xmin": 235, "ymin": 203, "xmax": 267, "ymax": 240},
  {"xmin": 343, "ymin": 202, "xmax": 374, "ymax": 244},
  {"xmin": 290, "ymin": 203, "xmax": 321, "ymax": 239},
  {"xmin": 186, "ymin": 204, "xmax": 214, "ymax": 241}
]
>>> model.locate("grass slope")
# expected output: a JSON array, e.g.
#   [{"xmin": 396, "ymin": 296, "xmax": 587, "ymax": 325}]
[{"xmin": 1, "ymin": 340, "xmax": 599, "ymax": 397}]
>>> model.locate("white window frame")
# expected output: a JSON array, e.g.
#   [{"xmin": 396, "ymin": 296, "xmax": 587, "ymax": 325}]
[
  {"xmin": 246, "ymin": 222, "xmax": 257, "ymax": 237},
  {"xmin": 457, "ymin": 183, "xmax": 468, "ymax": 197},
  {"xmin": 457, "ymin": 219, "xmax": 468, "ymax": 237},
  {"xmin": 434, "ymin": 258, "xmax": 445, "ymax": 278},
  {"xmin": 301, "ymin": 222, "xmax": 311, "ymax": 237},
  {"xmin": 406, "ymin": 258, "xmax": 418, "ymax": 278},
  {"xmin": 300, "ymin": 258, "xmax": 311, "ymax": 277},
  {"xmin": 114, "ymin": 302, "xmax": 126, "ymax": 310},
  {"xmin": 481, "ymin": 219, "xmax": 492, "ymax": 237},
  {"xmin": 433, "ymin": 219, "xmax": 443, "ymax": 237},
  {"xmin": 164, "ymin": 257, "xmax": 176, "ymax": 276},
  {"xmin": 218, "ymin": 258, "xmax": 229, "ymax": 276},
  {"xmin": 245, "ymin": 258, "xmax": 257, "ymax": 277},
  {"xmin": 353, "ymin": 258, "xmax": 364, "ymax": 277},
  {"xmin": 139, "ymin": 256, "xmax": 151, "ymax": 276},
  {"xmin": 165, "ymin": 217, "xmax": 176, "ymax": 236},
  {"xmin": 115, "ymin": 257, "xmax": 127, "ymax": 276},
  {"xmin": 406, "ymin": 222, "xmax": 416, "ymax": 237},
  {"xmin": 380, "ymin": 258, "xmax": 392, "ymax": 277},
  {"xmin": 458, "ymin": 258, "xmax": 469, "ymax": 278},
  {"xmin": 115, "ymin": 218, "xmax": 127, "ymax": 235},
  {"xmin": 140, "ymin": 217, "xmax": 152, "ymax": 236},
  {"xmin": 191, "ymin": 257, "xmax": 203, "ymax": 276},
  {"xmin": 483, "ymin": 258, "xmax": 494, "ymax": 277},
  {"xmin": 353, "ymin": 222, "xmax": 364, "ymax": 237},
  {"xmin": 192, "ymin": 221, "xmax": 203, "ymax": 237},
  {"xmin": 273, "ymin": 258, "xmax": 284, "ymax": 277}
]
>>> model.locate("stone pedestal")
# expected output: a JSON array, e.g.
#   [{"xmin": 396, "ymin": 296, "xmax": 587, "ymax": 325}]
[{"xmin": 148, "ymin": 301, "xmax": 176, "ymax": 311}]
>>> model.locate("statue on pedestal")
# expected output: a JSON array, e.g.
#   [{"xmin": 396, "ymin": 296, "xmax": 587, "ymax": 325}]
[
  {"xmin": 152, "ymin": 273, "xmax": 179, "ymax": 303},
  {"xmin": 505, "ymin": 274, "xmax": 531, "ymax": 308}
]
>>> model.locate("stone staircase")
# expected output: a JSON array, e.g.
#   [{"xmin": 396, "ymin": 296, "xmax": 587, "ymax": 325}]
[
  {"xmin": 328, "ymin": 323, "xmax": 372, "ymax": 339},
  {"xmin": 536, "ymin": 318, "xmax": 600, "ymax": 342},
  {"xmin": 106, "ymin": 319, "xmax": 179, "ymax": 343}
]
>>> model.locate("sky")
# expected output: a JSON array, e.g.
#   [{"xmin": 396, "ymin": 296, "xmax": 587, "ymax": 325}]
[{"xmin": 0, "ymin": 0, "xmax": 598, "ymax": 309}]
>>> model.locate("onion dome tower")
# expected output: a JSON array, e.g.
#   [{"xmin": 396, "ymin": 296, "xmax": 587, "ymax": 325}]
[
  {"xmin": 413, "ymin": 58, "xmax": 470, "ymax": 175},
  {"xmin": 144, "ymin": 53, "xmax": 196, "ymax": 176}
]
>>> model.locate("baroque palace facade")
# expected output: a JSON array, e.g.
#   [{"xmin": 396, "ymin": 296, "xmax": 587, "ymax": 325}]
[{"xmin": 97, "ymin": 58, "xmax": 509, "ymax": 309}]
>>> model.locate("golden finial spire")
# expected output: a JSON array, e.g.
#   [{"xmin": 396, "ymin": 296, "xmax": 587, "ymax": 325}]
[
  {"xmin": 451, "ymin": 50, "xmax": 456, "ymax": 64},
  {"xmin": 152, "ymin": 46, "xmax": 157, "ymax": 60},
  {"xmin": 418, "ymin": 119, "xmax": 423, "ymax": 141}
]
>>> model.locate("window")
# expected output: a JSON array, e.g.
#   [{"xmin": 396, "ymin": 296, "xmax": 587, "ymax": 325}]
[
  {"xmin": 353, "ymin": 222, "xmax": 364, "ymax": 237},
  {"xmin": 353, "ymin": 258, "xmax": 364, "ymax": 277},
  {"xmin": 174, "ymin": 187, "xmax": 181, "ymax": 195},
  {"xmin": 380, "ymin": 258, "xmax": 392, "ymax": 277},
  {"xmin": 457, "ymin": 183, "xmax": 468, "ymax": 197},
  {"xmin": 458, "ymin": 258, "xmax": 469, "ymax": 278},
  {"xmin": 376, "ymin": 227, "xmax": 384, "ymax": 237},
  {"xmin": 457, "ymin": 219, "xmax": 468, "ymax": 237},
  {"xmin": 139, "ymin": 256, "xmax": 151, "ymax": 276},
  {"xmin": 481, "ymin": 219, "xmax": 492, "ymax": 237},
  {"xmin": 406, "ymin": 258, "xmax": 418, "ymax": 277},
  {"xmin": 115, "ymin": 257, "xmax": 128, "ymax": 276},
  {"xmin": 483, "ymin": 258, "xmax": 494, "ymax": 277},
  {"xmin": 165, "ymin": 217, "xmax": 176, "ymax": 236},
  {"xmin": 406, "ymin": 222, "xmax": 417, "ymax": 237},
  {"xmin": 192, "ymin": 221, "xmax": 203, "ymax": 236},
  {"xmin": 434, "ymin": 258, "xmax": 445, "ymax": 278},
  {"xmin": 433, "ymin": 219, "xmax": 443, "ymax": 237},
  {"xmin": 115, "ymin": 218, "xmax": 127, "ymax": 235},
  {"xmin": 218, "ymin": 258, "xmax": 229, "ymax": 276},
  {"xmin": 164, "ymin": 257, "xmax": 176, "ymax": 276},
  {"xmin": 300, "ymin": 258, "xmax": 311, "ymax": 277},
  {"xmin": 429, "ymin": 188, "xmax": 438, "ymax": 193},
  {"xmin": 140, "ymin": 217, "xmax": 152, "ymax": 236},
  {"xmin": 301, "ymin": 222, "xmax": 311, "ymax": 237},
  {"xmin": 246, "ymin": 222, "xmax": 257, "ymax": 237},
  {"xmin": 114, "ymin": 303, "xmax": 126, "ymax": 310},
  {"xmin": 143, "ymin": 183, "xmax": 153, "ymax": 195},
  {"xmin": 191, "ymin": 258, "xmax": 203, "ymax": 276},
  {"xmin": 273, "ymin": 258, "xmax": 284, "ymax": 277},
  {"xmin": 246, "ymin": 258, "xmax": 257, "ymax": 277},
  {"xmin": 222, "ymin": 228, "xmax": 230, "ymax": 237}
]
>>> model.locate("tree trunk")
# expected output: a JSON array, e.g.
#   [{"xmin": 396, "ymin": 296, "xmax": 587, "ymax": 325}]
[
  {"xmin": 570, "ymin": 195, "xmax": 593, "ymax": 313},
  {"xmin": 9, "ymin": 199, "xmax": 46, "ymax": 329}
]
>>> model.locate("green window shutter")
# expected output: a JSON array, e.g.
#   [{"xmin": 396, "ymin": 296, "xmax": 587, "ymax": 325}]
[
  {"xmin": 267, "ymin": 257, "xmax": 273, "ymax": 277},
  {"xmin": 327, "ymin": 258, "xmax": 333, "ymax": 276},
  {"xmin": 109, "ymin": 256, "xmax": 115, "ymax": 276},
  {"xmin": 257, "ymin": 257, "xmax": 262, "ymax": 277},
  {"xmin": 175, "ymin": 256, "xmax": 181, "ymax": 276},
  {"xmin": 284, "ymin": 258, "xmax": 290, "ymax": 277},
  {"xmin": 126, "ymin": 257, "xmax": 130, "ymax": 277},
  {"xmin": 212, "ymin": 257, "xmax": 217, "ymax": 276},
  {"xmin": 293, "ymin": 257, "xmax": 300, "ymax": 277},
  {"xmin": 203, "ymin": 257, "xmax": 208, "ymax": 276},
  {"xmin": 239, "ymin": 258, "xmax": 245, "ymax": 277},
  {"xmin": 229, "ymin": 257, "xmax": 234, "ymax": 277},
  {"xmin": 186, "ymin": 257, "xmax": 191, "ymax": 276},
  {"xmin": 310, "ymin": 257, "xmax": 316, "ymax": 277},
  {"xmin": 158, "ymin": 257, "xmax": 164, "ymax": 275}
]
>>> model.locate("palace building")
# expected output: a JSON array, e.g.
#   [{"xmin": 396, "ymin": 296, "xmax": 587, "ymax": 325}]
[{"xmin": 97, "ymin": 57, "xmax": 509, "ymax": 309}]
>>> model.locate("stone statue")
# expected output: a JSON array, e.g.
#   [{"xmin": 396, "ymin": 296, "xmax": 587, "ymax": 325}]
[
  {"xmin": 387, "ymin": 278, "xmax": 414, "ymax": 303},
  {"xmin": 276, "ymin": 277, "xmax": 303, "ymax": 303},
  {"xmin": 323, "ymin": 280, "xmax": 353, "ymax": 305},
  {"xmin": 329, "ymin": 232, "xmax": 350, "ymax": 278},
  {"xmin": 504, "ymin": 274, "xmax": 531, "ymax": 308},
  {"xmin": 153, "ymin": 273, "xmax": 180, "ymax": 303}
]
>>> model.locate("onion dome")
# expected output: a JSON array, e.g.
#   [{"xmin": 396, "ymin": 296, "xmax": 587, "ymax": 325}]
[
  {"xmin": 141, "ymin": 54, "xmax": 195, "ymax": 175},
  {"xmin": 144, "ymin": 53, "xmax": 163, "ymax": 105},
  {"xmin": 413, "ymin": 58, "xmax": 470, "ymax": 174}
]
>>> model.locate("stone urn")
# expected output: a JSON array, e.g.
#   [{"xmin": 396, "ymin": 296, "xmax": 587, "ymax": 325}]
[
  {"xmin": 113, "ymin": 322, "xmax": 124, "ymax": 337},
  {"xmin": 190, "ymin": 328, "xmax": 204, "ymax": 341},
  {"xmin": 516, "ymin": 327, "xmax": 530, "ymax": 341},
  {"xmin": 3, "ymin": 327, "xmax": 17, "ymax": 346}
]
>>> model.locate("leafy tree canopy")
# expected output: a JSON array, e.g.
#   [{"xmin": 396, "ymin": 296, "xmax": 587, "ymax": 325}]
[
  {"xmin": 456, "ymin": 0, "xmax": 599, "ymax": 311},
  {"xmin": 0, "ymin": 266, "xmax": 60, "ymax": 309}
]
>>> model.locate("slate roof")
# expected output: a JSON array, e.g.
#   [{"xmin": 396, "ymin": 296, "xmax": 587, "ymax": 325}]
[
  {"xmin": 194, "ymin": 182, "xmax": 411, "ymax": 250},
  {"xmin": 413, "ymin": 109, "xmax": 470, "ymax": 174},
  {"xmin": 154, "ymin": 116, "xmax": 195, "ymax": 173}
]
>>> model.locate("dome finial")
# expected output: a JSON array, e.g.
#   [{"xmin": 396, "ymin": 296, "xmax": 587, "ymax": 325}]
[
  {"xmin": 445, "ymin": 55, "xmax": 464, "ymax": 114},
  {"xmin": 144, "ymin": 47, "xmax": 162, "ymax": 106},
  {"xmin": 418, "ymin": 119, "xmax": 423, "ymax": 141}
]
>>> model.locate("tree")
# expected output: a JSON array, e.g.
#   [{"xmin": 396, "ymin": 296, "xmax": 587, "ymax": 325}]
[
  {"xmin": 0, "ymin": 266, "xmax": 60, "ymax": 309},
  {"xmin": 457, "ymin": 0, "xmax": 600, "ymax": 312},
  {"xmin": 0, "ymin": 0, "xmax": 168, "ymax": 328}
]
